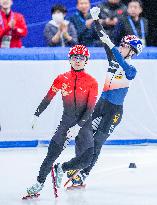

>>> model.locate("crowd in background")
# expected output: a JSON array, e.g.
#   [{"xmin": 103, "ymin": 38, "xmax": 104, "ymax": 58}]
[
  {"xmin": 0, "ymin": 0, "xmax": 149, "ymax": 48},
  {"xmin": 0, "ymin": 0, "xmax": 27, "ymax": 48}
]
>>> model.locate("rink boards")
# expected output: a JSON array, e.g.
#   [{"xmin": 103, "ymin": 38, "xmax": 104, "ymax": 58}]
[{"xmin": 0, "ymin": 48, "xmax": 157, "ymax": 147}]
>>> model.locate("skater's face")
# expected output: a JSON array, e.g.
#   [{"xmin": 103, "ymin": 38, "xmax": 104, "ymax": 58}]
[
  {"xmin": 70, "ymin": 55, "xmax": 88, "ymax": 71},
  {"xmin": 119, "ymin": 45, "xmax": 135, "ymax": 58}
]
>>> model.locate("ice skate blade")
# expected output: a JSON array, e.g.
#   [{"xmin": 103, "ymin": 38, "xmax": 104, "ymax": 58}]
[
  {"xmin": 66, "ymin": 184, "xmax": 86, "ymax": 191},
  {"xmin": 22, "ymin": 193, "xmax": 40, "ymax": 200}
]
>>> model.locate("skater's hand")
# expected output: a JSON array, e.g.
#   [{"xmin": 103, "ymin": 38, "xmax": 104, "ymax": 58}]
[
  {"xmin": 99, "ymin": 30, "xmax": 110, "ymax": 43},
  {"xmin": 67, "ymin": 124, "xmax": 81, "ymax": 139},
  {"xmin": 31, "ymin": 115, "xmax": 39, "ymax": 129},
  {"xmin": 99, "ymin": 30, "xmax": 115, "ymax": 49},
  {"xmin": 90, "ymin": 7, "xmax": 100, "ymax": 20}
]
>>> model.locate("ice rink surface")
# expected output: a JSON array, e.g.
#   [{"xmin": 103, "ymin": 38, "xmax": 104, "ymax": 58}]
[{"xmin": 1, "ymin": 145, "xmax": 157, "ymax": 205}]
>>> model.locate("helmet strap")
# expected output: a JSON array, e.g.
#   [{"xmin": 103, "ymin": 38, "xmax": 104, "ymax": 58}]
[
  {"xmin": 124, "ymin": 48, "xmax": 135, "ymax": 59},
  {"xmin": 71, "ymin": 67, "xmax": 84, "ymax": 72}
]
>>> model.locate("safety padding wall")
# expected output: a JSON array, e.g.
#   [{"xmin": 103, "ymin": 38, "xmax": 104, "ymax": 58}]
[
  {"xmin": 0, "ymin": 47, "xmax": 157, "ymax": 60},
  {"xmin": 0, "ymin": 47, "xmax": 157, "ymax": 147}
]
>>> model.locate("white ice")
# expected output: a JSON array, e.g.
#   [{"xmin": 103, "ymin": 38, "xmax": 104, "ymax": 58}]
[{"xmin": 1, "ymin": 145, "xmax": 157, "ymax": 205}]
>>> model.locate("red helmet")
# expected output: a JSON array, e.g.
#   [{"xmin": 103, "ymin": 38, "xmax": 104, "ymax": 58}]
[{"xmin": 68, "ymin": 45, "xmax": 90, "ymax": 58}]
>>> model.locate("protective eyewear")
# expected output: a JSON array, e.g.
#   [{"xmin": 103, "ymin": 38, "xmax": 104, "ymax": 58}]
[
  {"xmin": 120, "ymin": 43, "xmax": 131, "ymax": 49},
  {"xmin": 71, "ymin": 55, "xmax": 87, "ymax": 61}
]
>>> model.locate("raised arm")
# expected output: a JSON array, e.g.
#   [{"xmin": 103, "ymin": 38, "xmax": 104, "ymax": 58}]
[
  {"xmin": 90, "ymin": 7, "xmax": 115, "ymax": 49},
  {"xmin": 90, "ymin": 7, "xmax": 137, "ymax": 80},
  {"xmin": 90, "ymin": 7, "xmax": 115, "ymax": 63}
]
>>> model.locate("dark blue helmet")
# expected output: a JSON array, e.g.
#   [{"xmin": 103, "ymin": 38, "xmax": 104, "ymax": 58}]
[{"xmin": 120, "ymin": 35, "xmax": 143, "ymax": 55}]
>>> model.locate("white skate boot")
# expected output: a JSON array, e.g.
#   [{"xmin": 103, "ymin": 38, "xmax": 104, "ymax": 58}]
[
  {"xmin": 27, "ymin": 181, "xmax": 44, "ymax": 195},
  {"xmin": 54, "ymin": 163, "xmax": 64, "ymax": 188}
]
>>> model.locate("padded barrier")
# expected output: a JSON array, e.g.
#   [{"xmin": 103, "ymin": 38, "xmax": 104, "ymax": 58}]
[
  {"xmin": 0, "ymin": 47, "xmax": 157, "ymax": 60},
  {"xmin": 1, "ymin": 139, "xmax": 157, "ymax": 148},
  {"xmin": 0, "ymin": 47, "xmax": 157, "ymax": 148}
]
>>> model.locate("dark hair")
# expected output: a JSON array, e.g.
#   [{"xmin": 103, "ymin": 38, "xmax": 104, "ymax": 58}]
[
  {"xmin": 128, "ymin": 0, "xmax": 143, "ymax": 8},
  {"xmin": 51, "ymin": 4, "xmax": 67, "ymax": 15},
  {"xmin": 76, "ymin": 0, "xmax": 90, "ymax": 4}
]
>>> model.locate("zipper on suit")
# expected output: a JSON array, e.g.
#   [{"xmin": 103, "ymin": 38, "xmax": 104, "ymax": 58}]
[{"xmin": 74, "ymin": 75, "xmax": 77, "ymax": 114}]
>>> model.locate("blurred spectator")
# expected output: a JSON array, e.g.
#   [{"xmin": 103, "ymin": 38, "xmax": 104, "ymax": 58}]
[
  {"xmin": 115, "ymin": 0, "xmax": 148, "ymax": 46},
  {"xmin": 69, "ymin": 0, "xmax": 100, "ymax": 46},
  {"xmin": 0, "ymin": 0, "xmax": 27, "ymax": 48},
  {"xmin": 98, "ymin": 0, "xmax": 127, "ymax": 43},
  {"xmin": 142, "ymin": 0, "xmax": 157, "ymax": 46},
  {"xmin": 44, "ymin": 4, "xmax": 77, "ymax": 47}
]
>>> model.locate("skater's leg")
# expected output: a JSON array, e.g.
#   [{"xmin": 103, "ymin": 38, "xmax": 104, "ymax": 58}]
[
  {"xmin": 64, "ymin": 119, "xmax": 94, "ymax": 186},
  {"xmin": 55, "ymin": 147, "xmax": 94, "ymax": 188},
  {"xmin": 92, "ymin": 97, "xmax": 105, "ymax": 120},
  {"xmin": 82, "ymin": 130, "xmax": 107, "ymax": 175},
  {"xmin": 27, "ymin": 139, "xmax": 63, "ymax": 195},
  {"xmin": 82, "ymin": 107, "xmax": 123, "ymax": 176},
  {"xmin": 37, "ymin": 140, "xmax": 63, "ymax": 184},
  {"xmin": 36, "ymin": 122, "xmax": 71, "ymax": 184},
  {"xmin": 64, "ymin": 131, "xmax": 107, "ymax": 186},
  {"xmin": 27, "ymin": 123, "xmax": 69, "ymax": 193},
  {"xmin": 63, "ymin": 118, "xmax": 94, "ymax": 172},
  {"xmin": 62, "ymin": 147, "xmax": 94, "ymax": 172}
]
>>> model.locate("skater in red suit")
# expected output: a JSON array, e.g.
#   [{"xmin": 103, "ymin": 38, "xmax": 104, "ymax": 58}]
[
  {"xmin": 26, "ymin": 45, "xmax": 98, "ymax": 195},
  {"xmin": 0, "ymin": 0, "xmax": 27, "ymax": 48}
]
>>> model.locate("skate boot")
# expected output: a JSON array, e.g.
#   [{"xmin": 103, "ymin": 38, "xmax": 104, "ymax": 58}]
[
  {"xmin": 67, "ymin": 169, "xmax": 78, "ymax": 179},
  {"xmin": 72, "ymin": 173, "xmax": 84, "ymax": 185},
  {"xmin": 54, "ymin": 163, "xmax": 64, "ymax": 188},
  {"xmin": 27, "ymin": 181, "xmax": 44, "ymax": 195},
  {"xmin": 72, "ymin": 170, "xmax": 87, "ymax": 186},
  {"xmin": 66, "ymin": 170, "xmax": 82, "ymax": 185},
  {"xmin": 66, "ymin": 170, "xmax": 87, "ymax": 190}
]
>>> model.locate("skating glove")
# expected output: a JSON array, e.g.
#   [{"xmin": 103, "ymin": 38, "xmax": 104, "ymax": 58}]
[
  {"xmin": 67, "ymin": 124, "xmax": 81, "ymax": 139},
  {"xmin": 31, "ymin": 115, "xmax": 39, "ymax": 129},
  {"xmin": 99, "ymin": 30, "xmax": 115, "ymax": 49},
  {"xmin": 90, "ymin": 7, "xmax": 100, "ymax": 20}
]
